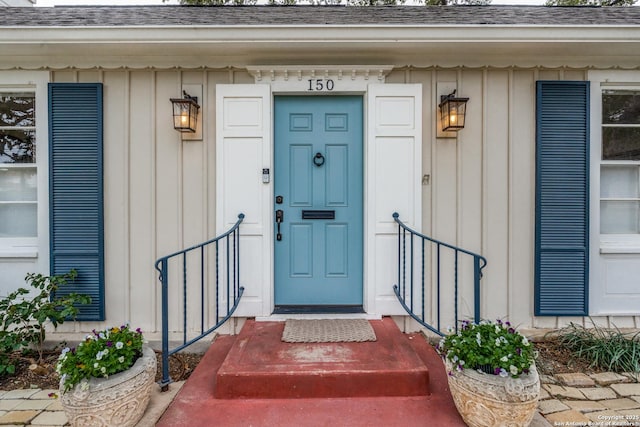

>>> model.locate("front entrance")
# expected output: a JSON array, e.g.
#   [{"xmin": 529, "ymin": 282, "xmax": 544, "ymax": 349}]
[{"xmin": 274, "ymin": 96, "xmax": 363, "ymax": 310}]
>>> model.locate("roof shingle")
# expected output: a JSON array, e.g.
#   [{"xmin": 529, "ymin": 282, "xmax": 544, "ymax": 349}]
[{"xmin": 1, "ymin": 5, "xmax": 639, "ymax": 27}]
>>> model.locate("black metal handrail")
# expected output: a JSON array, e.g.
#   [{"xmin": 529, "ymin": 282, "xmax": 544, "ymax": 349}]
[
  {"xmin": 155, "ymin": 213, "xmax": 245, "ymax": 390},
  {"xmin": 392, "ymin": 212, "xmax": 487, "ymax": 337}
]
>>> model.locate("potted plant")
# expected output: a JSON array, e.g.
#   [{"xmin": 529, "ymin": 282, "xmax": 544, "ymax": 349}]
[
  {"xmin": 56, "ymin": 325, "xmax": 156, "ymax": 427},
  {"xmin": 437, "ymin": 319, "xmax": 540, "ymax": 427}
]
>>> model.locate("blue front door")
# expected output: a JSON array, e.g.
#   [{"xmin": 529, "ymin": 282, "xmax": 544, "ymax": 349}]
[{"xmin": 274, "ymin": 96, "xmax": 363, "ymax": 308}]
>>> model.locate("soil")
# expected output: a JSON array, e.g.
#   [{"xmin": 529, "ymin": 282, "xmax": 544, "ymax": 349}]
[
  {"xmin": 534, "ymin": 337, "xmax": 604, "ymax": 377},
  {"xmin": 0, "ymin": 337, "xmax": 600, "ymax": 392},
  {"xmin": 0, "ymin": 349, "xmax": 203, "ymax": 391}
]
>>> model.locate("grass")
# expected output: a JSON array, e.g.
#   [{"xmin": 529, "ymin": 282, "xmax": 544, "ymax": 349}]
[{"xmin": 556, "ymin": 321, "xmax": 640, "ymax": 375}]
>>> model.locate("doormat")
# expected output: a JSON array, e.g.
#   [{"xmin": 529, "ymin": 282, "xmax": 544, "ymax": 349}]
[{"xmin": 282, "ymin": 319, "xmax": 377, "ymax": 343}]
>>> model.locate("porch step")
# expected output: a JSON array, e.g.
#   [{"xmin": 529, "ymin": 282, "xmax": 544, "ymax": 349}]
[
  {"xmin": 158, "ymin": 318, "xmax": 466, "ymax": 427},
  {"xmin": 214, "ymin": 317, "xmax": 430, "ymax": 399}
]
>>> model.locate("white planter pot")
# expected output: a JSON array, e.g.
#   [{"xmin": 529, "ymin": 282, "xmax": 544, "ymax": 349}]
[
  {"xmin": 60, "ymin": 346, "xmax": 157, "ymax": 427},
  {"xmin": 445, "ymin": 361, "xmax": 540, "ymax": 427}
]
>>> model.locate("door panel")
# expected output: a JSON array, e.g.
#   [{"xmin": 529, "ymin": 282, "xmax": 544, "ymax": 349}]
[
  {"xmin": 290, "ymin": 223, "xmax": 312, "ymax": 277},
  {"xmin": 290, "ymin": 145, "xmax": 313, "ymax": 206},
  {"xmin": 274, "ymin": 96, "xmax": 363, "ymax": 307},
  {"xmin": 326, "ymin": 145, "xmax": 348, "ymax": 205},
  {"xmin": 325, "ymin": 223, "xmax": 348, "ymax": 277}
]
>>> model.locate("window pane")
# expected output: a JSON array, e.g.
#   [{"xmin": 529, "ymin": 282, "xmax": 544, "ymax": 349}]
[
  {"xmin": 0, "ymin": 168, "xmax": 37, "ymax": 202},
  {"xmin": 601, "ymin": 166, "xmax": 639, "ymax": 198},
  {"xmin": 603, "ymin": 90, "xmax": 640, "ymax": 125},
  {"xmin": 0, "ymin": 203, "xmax": 37, "ymax": 237},
  {"xmin": 601, "ymin": 200, "xmax": 640, "ymax": 234},
  {"xmin": 0, "ymin": 130, "xmax": 35, "ymax": 163},
  {"xmin": 0, "ymin": 93, "xmax": 35, "ymax": 127},
  {"xmin": 602, "ymin": 127, "xmax": 640, "ymax": 160}
]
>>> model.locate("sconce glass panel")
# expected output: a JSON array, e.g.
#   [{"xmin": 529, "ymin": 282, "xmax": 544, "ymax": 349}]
[
  {"xmin": 439, "ymin": 95, "xmax": 469, "ymax": 132},
  {"xmin": 170, "ymin": 97, "xmax": 200, "ymax": 133}
]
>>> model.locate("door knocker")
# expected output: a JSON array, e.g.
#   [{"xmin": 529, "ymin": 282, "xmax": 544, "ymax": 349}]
[{"xmin": 313, "ymin": 152, "xmax": 325, "ymax": 167}]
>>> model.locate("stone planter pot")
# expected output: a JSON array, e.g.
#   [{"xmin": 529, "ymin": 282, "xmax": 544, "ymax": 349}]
[
  {"xmin": 445, "ymin": 361, "xmax": 540, "ymax": 427},
  {"xmin": 60, "ymin": 346, "xmax": 157, "ymax": 427}
]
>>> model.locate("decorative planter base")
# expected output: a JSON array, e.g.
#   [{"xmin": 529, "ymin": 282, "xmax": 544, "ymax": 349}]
[
  {"xmin": 61, "ymin": 346, "xmax": 157, "ymax": 427},
  {"xmin": 446, "ymin": 362, "xmax": 540, "ymax": 427}
]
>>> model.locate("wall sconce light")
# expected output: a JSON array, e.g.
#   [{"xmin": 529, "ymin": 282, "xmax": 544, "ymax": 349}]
[
  {"xmin": 439, "ymin": 90, "xmax": 469, "ymax": 132},
  {"xmin": 170, "ymin": 91, "xmax": 200, "ymax": 133}
]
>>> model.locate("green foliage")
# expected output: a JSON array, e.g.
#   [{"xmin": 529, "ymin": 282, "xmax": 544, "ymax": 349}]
[
  {"xmin": 437, "ymin": 319, "xmax": 535, "ymax": 378},
  {"xmin": 0, "ymin": 270, "xmax": 91, "ymax": 376},
  {"xmin": 56, "ymin": 325, "xmax": 145, "ymax": 392},
  {"xmin": 0, "ymin": 331, "xmax": 22, "ymax": 376},
  {"xmin": 545, "ymin": 0, "xmax": 636, "ymax": 6},
  {"xmin": 557, "ymin": 322, "xmax": 640, "ymax": 375}
]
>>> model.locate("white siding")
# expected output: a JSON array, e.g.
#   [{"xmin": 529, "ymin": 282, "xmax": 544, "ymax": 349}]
[
  {"xmin": 26, "ymin": 66, "xmax": 638, "ymax": 337},
  {"xmin": 393, "ymin": 67, "xmax": 640, "ymax": 331},
  {"xmin": 49, "ymin": 69, "xmax": 246, "ymax": 338}
]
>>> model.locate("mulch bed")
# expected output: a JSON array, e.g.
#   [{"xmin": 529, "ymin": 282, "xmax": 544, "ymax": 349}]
[
  {"xmin": 534, "ymin": 337, "xmax": 604, "ymax": 376},
  {"xmin": 0, "ymin": 349, "xmax": 203, "ymax": 392}
]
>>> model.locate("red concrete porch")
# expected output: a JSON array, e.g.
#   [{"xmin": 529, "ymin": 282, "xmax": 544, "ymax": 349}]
[{"xmin": 157, "ymin": 317, "xmax": 465, "ymax": 427}]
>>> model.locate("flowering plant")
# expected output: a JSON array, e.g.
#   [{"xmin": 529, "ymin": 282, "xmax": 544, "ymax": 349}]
[
  {"xmin": 56, "ymin": 325, "xmax": 144, "ymax": 392},
  {"xmin": 436, "ymin": 319, "xmax": 535, "ymax": 378}
]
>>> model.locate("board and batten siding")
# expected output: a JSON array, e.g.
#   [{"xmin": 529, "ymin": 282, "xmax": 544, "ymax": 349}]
[
  {"xmin": 394, "ymin": 67, "xmax": 639, "ymax": 331},
  {"xmin": 45, "ymin": 67, "xmax": 640, "ymax": 338},
  {"xmin": 49, "ymin": 69, "xmax": 241, "ymax": 337}
]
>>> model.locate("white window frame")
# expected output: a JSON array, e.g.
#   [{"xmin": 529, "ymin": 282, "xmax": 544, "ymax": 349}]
[
  {"xmin": 589, "ymin": 71, "xmax": 640, "ymax": 315},
  {"xmin": 592, "ymin": 77, "xmax": 640, "ymax": 254},
  {"xmin": 0, "ymin": 72, "xmax": 48, "ymax": 259}
]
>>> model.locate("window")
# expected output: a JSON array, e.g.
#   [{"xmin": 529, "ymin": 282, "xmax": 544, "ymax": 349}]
[
  {"xmin": 600, "ymin": 89, "xmax": 640, "ymax": 236},
  {"xmin": 0, "ymin": 91, "xmax": 37, "ymax": 240}
]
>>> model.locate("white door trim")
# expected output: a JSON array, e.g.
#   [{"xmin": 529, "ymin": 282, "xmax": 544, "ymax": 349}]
[
  {"xmin": 216, "ymin": 68, "xmax": 422, "ymax": 318},
  {"xmin": 366, "ymin": 84, "xmax": 423, "ymax": 316},
  {"xmin": 216, "ymin": 84, "xmax": 272, "ymax": 317}
]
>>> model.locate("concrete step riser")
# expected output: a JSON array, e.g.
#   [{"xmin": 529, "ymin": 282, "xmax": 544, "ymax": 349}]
[{"xmin": 214, "ymin": 318, "xmax": 431, "ymax": 399}]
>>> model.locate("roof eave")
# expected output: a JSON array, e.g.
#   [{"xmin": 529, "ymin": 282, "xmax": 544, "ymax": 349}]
[{"xmin": 1, "ymin": 25, "xmax": 639, "ymax": 70}]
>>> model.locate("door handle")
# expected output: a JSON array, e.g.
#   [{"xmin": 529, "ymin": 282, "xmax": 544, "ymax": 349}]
[{"xmin": 275, "ymin": 209, "xmax": 284, "ymax": 241}]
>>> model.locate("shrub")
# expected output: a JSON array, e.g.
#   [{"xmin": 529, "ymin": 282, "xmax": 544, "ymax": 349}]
[{"xmin": 0, "ymin": 269, "xmax": 91, "ymax": 376}]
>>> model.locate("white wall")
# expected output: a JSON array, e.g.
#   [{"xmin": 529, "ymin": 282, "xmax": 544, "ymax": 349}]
[
  {"xmin": 4, "ymin": 66, "xmax": 634, "ymax": 338},
  {"xmin": 47, "ymin": 69, "xmax": 239, "ymax": 337},
  {"xmin": 396, "ymin": 67, "xmax": 640, "ymax": 331}
]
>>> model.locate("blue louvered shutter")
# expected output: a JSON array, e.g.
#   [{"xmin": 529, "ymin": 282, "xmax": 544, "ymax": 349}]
[
  {"xmin": 535, "ymin": 81, "xmax": 589, "ymax": 316},
  {"xmin": 48, "ymin": 83, "xmax": 104, "ymax": 321}
]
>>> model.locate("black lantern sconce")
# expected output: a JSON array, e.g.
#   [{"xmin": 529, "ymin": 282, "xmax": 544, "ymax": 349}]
[
  {"xmin": 170, "ymin": 91, "xmax": 200, "ymax": 133},
  {"xmin": 438, "ymin": 90, "xmax": 469, "ymax": 132}
]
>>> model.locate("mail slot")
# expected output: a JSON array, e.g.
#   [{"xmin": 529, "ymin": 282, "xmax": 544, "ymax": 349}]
[{"xmin": 302, "ymin": 210, "xmax": 335, "ymax": 220}]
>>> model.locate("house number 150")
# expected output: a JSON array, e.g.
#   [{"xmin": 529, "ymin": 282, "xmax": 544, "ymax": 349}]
[{"xmin": 308, "ymin": 79, "xmax": 335, "ymax": 91}]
